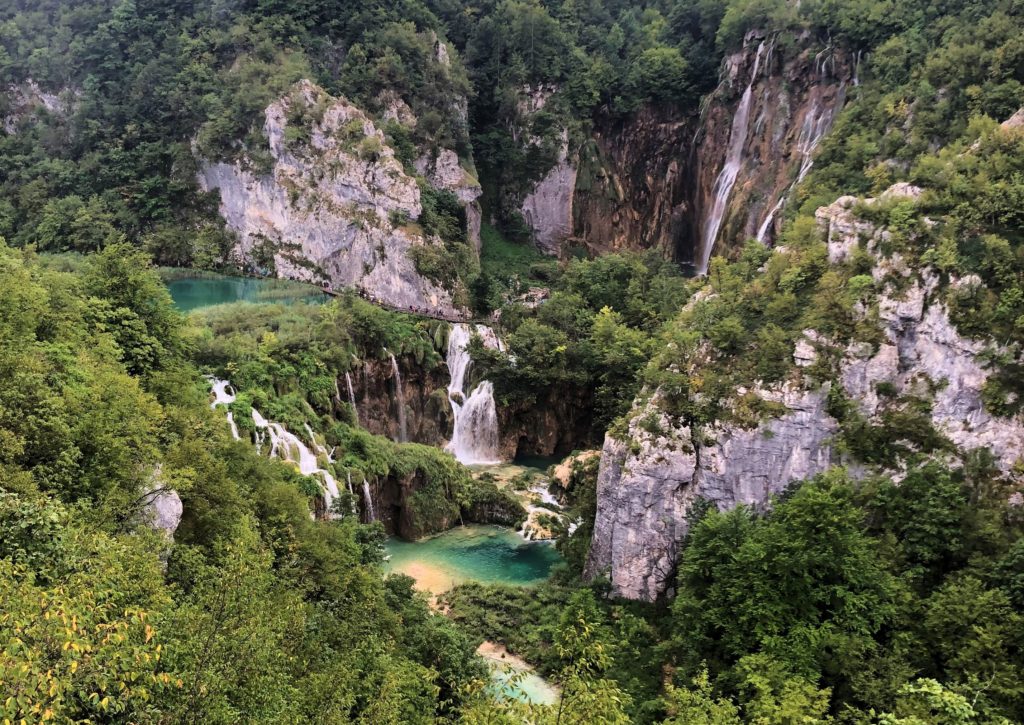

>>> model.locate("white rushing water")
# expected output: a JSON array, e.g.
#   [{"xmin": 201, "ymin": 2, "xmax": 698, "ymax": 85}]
[
  {"xmin": 446, "ymin": 324, "xmax": 503, "ymax": 465},
  {"xmin": 345, "ymin": 371, "xmax": 358, "ymax": 425},
  {"xmin": 208, "ymin": 377, "xmax": 240, "ymax": 440},
  {"xmin": 697, "ymin": 39, "xmax": 766, "ymax": 275},
  {"xmin": 754, "ymin": 51, "xmax": 846, "ymax": 244},
  {"xmin": 755, "ymin": 195, "xmax": 787, "ymax": 244},
  {"xmin": 387, "ymin": 352, "xmax": 408, "ymax": 443},
  {"xmin": 209, "ymin": 377, "xmax": 339, "ymax": 513},
  {"xmin": 362, "ymin": 479, "xmax": 376, "ymax": 522}
]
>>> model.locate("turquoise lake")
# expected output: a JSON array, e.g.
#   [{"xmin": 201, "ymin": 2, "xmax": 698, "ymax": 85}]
[
  {"xmin": 383, "ymin": 525, "xmax": 562, "ymax": 593},
  {"xmin": 166, "ymin": 275, "xmax": 326, "ymax": 312}
]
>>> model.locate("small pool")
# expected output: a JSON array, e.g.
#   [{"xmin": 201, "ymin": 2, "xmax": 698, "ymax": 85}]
[
  {"xmin": 166, "ymin": 275, "xmax": 326, "ymax": 312},
  {"xmin": 383, "ymin": 525, "xmax": 562, "ymax": 593}
]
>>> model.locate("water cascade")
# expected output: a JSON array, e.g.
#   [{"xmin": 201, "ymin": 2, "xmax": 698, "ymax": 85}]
[
  {"xmin": 755, "ymin": 196, "xmax": 787, "ymax": 243},
  {"xmin": 754, "ymin": 51, "xmax": 846, "ymax": 244},
  {"xmin": 362, "ymin": 479, "xmax": 376, "ymax": 522},
  {"xmin": 387, "ymin": 352, "xmax": 408, "ymax": 443},
  {"xmin": 446, "ymin": 324, "xmax": 503, "ymax": 465},
  {"xmin": 697, "ymin": 39, "xmax": 766, "ymax": 274},
  {"xmin": 345, "ymin": 371, "xmax": 359, "ymax": 425},
  {"xmin": 248, "ymin": 404, "xmax": 340, "ymax": 513},
  {"xmin": 208, "ymin": 377, "xmax": 240, "ymax": 440}
]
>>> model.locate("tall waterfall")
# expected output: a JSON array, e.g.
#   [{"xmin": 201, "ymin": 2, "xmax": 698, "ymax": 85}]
[
  {"xmin": 345, "ymin": 371, "xmax": 359, "ymax": 425},
  {"xmin": 388, "ymin": 352, "xmax": 408, "ymax": 443},
  {"xmin": 362, "ymin": 479, "xmax": 375, "ymax": 522},
  {"xmin": 697, "ymin": 40, "xmax": 766, "ymax": 275},
  {"xmin": 446, "ymin": 324, "xmax": 503, "ymax": 465},
  {"xmin": 208, "ymin": 377, "xmax": 240, "ymax": 440}
]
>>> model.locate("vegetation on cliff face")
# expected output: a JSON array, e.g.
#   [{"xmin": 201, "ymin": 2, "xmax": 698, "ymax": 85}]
[{"xmin": 2, "ymin": 0, "xmax": 1024, "ymax": 722}]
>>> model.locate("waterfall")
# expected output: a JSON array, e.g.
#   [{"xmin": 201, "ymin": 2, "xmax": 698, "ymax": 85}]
[
  {"xmin": 345, "ymin": 371, "xmax": 359, "ymax": 425},
  {"xmin": 208, "ymin": 377, "xmax": 241, "ymax": 441},
  {"xmin": 755, "ymin": 43, "xmax": 846, "ymax": 245},
  {"xmin": 388, "ymin": 352, "xmax": 408, "ymax": 443},
  {"xmin": 697, "ymin": 40, "xmax": 767, "ymax": 275},
  {"xmin": 446, "ymin": 323, "xmax": 503, "ymax": 465},
  {"xmin": 249, "ymin": 406, "xmax": 340, "ymax": 513},
  {"xmin": 755, "ymin": 195, "xmax": 787, "ymax": 244},
  {"xmin": 362, "ymin": 479, "xmax": 375, "ymax": 522}
]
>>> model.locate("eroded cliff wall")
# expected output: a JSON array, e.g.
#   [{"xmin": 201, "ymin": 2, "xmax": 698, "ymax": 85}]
[
  {"xmin": 197, "ymin": 80, "xmax": 477, "ymax": 315},
  {"xmin": 514, "ymin": 32, "xmax": 853, "ymax": 266},
  {"xmin": 585, "ymin": 184, "xmax": 1024, "ymax": 601}
]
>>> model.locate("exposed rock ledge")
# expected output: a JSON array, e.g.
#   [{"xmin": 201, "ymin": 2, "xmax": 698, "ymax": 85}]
[
  {"xmin": 197, "ymin": 80, "xmax": 460, "ymax": 315},
  {"xmin": 586, "ymin": 183, "xmax": 1024, "ymax": 602}
]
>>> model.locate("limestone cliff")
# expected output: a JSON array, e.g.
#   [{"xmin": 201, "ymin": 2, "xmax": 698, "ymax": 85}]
[
  {"xmin": 197, "ymin": 80, "xmax": 467, "ymax": 315},
  {"xmin": 585, "ymin": 184, "xmax": 1024, "ymax": 601}
]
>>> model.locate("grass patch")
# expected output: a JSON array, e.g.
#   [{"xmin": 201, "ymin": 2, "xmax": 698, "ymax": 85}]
[{"xmin": 479, "ymin": 223, "xmax": 556, "ymax": 285}]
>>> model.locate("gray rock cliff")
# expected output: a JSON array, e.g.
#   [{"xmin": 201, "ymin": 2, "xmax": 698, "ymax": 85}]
[
  {"xmin": 197, "ymin": 80, "xmax": 462, "ymax": 315},
  {"xmin": 586, "ymin": 184, "xmax": 1024, "ymax": 602}
]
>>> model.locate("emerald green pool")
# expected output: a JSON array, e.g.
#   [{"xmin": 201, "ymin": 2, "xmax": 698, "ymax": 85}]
[
  {"xmin": 166, "ymin": 275, "xmax": 326, "ymax": 312},
  {"xmin": 383, "ymin": 525, "xmax": 562, "ymax": 593}
]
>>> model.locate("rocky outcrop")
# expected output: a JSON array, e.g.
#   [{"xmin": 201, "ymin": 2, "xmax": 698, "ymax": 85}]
[
  {"xmin": 197, "ymin": 80, "xmax": 461, "ymax": 315},
  {"xmin": 2, "ymin": 80, "xmax": 76, "ymax": 133},
  {"xmin": 140, "ymin": 485, "xmax": 183, "ymax": 539},
  {"xmin": 584, "ymin": 385, "xmax": 837, "ymax": 601},
  {"xmin": 521, "ymin": 130, "xmax": 577, "ymax": 254},
  {"xmin": 416, "ymin": 148, "xmax": 484, "ymax": 252},
  {"xmin": 586, "ymin": 183, "xmax": 1024, "ymax": 602},
  {"xmin": 820, "ymin": 185, "xmax": 1024, "ymax": 472}
]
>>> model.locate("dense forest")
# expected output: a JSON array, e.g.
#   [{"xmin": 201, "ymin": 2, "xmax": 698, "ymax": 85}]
[{"xmin": 1, "ymin": 0, "xmax": 1023, "ymax": 723}]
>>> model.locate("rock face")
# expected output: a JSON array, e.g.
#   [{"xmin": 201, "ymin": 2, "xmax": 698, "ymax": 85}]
[
  {"xmin": 352, "ymin": 355, "xmax": 453, "ymax": 447},
  {"xmin": 521, "ymin": 131, "xmax": 578, "ymax": 255},
  {"xmin": 141, "ymin": 486, "xmax": 183, "ymax": 539},
  {"xmin": 586, "ymin": 184, "xmax": 1024, "ymax": 602},
  {"xmin": 197, "ymin": 80, "xmax": 461, "ymax": 315},
  {"xmin": 688, "ymin": 30, "xmax": 853, "ymax": 264},
  {"xmin": 573, "ymin": 107, "xmax": 692, "ymax": 257},
  {"xmin": 518, "ymin": 32, "xmax": 852, "ymax": 264},
  {"xmin": 821, "ymin": 184, "xmax": 1024, "ymax": 472},
  {"xmin": 2, "ymin": 80, "xmax": 76, "ymax": 133},
  {"xmin": 584, "ymin": 386, "xmax": 837, "ymax": 601},
  {"xmin": 415, "ymin": 148, "xmax": 484, "ymax": 252}
]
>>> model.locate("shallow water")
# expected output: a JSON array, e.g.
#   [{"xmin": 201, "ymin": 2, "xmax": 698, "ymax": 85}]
[
  {"xmin": 383, "ymin": 525, "xmax": 562, "ymax": 593},
  {"xmin": 167, "ymin": 275, "xmax": 326, "ymax": 312},
  {"xmin": 478, "ymin": 642, "xmax": 560, "ymax": 706}
]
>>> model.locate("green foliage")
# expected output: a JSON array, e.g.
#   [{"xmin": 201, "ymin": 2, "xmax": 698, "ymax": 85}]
[{"xmin": 0, "ymin": 249, "xmax": 499, "ymax": 721}]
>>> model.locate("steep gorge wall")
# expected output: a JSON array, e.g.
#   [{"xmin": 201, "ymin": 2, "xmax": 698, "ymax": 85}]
[
  {"xmin": 585, "ymin": 184, "xmax": 1024, "ymax": 602},
  {"xmin": 690, "ymin": 31, "xmax": 853, "ymax": 267},
  {"xmin": 516, "ymin": 32, "xmax": 852, "ymax": 266}
]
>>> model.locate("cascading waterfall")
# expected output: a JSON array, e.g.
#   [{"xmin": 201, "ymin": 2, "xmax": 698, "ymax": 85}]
[
  {"xmin": 345, "ymin": 371, "xmax": 359, "ymax": 424},
  {"xmin": 446, "ymin": 324, "xmax": 503, "ymax": 465},
  {"xmin": 754, "ymin": 45, "xmax": 846, "ymax": 244},
  {"xmin": 208, "ymin": 377, "xmax": 240, "ymax": 440},
  {"xmin": 697, "ymin": 40, "xmax": 767, "ymax": 274},
  {"xmin": 245, "ymin": 400, "xmax": 340, "ymax": 513},
  {"xmin": 387, "ymin": 352, "xmax": 408, "ymax": 443},
  {"xmin": 755, "ymin": 196, "xmax": 787, "ymax": 243},
  {"xmin": 362, "ymin": 479, "xmax": 375, "ymax": 522}
]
